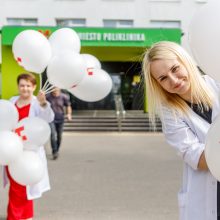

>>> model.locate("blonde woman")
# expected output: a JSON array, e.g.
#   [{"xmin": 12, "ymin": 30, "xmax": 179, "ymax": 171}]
[{"xmin": 143, "ymin": 41, "xmax": 220, "ymax": 220}]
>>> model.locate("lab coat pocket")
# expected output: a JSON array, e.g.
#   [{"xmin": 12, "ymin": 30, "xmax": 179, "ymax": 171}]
[{"xmin": 178, "ymin": 191, "xmax": 187, "ymax": 220}]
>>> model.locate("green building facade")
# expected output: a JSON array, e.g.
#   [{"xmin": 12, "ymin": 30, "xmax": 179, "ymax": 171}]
[{"xmin": 0, "ymin": 26, "xmax": 181, "ymax": 111}]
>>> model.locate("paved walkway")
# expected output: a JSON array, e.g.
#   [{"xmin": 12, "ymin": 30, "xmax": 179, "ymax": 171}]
[{"xmin": 0, "ymin": 132, "xmax": 182, "ymax": 220}]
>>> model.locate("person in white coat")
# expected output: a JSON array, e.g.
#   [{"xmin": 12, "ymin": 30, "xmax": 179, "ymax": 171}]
[
  {"xmin": 4, "ymin": 73, "xmax": 54, "ymax": 220},
  {"xmin": 142, "ymin": 41, "xmax": 220, "ymax": 220}
]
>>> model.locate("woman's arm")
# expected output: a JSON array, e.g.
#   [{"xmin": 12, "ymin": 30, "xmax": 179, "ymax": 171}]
[{"xmin": 161, "ymin": 106, "xmax": 206, "ymax": 171}]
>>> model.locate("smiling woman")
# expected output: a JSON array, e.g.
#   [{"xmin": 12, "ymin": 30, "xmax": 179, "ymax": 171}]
[
  {"xmin": 143, "ymin": 41, "xmax": 213, "ymax": 122},
  {"xmin": 3, "ymin": 72, "xmax": 54, "ymax": 220},
  {"xmin": 150, "ymin": 58, "xmax": 191, "ymax": 100},
  {"xmin": 142, "ymin": 41, "xmax": 220, "ymax": 220}
]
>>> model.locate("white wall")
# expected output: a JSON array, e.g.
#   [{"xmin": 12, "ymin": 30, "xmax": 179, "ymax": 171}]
[{"xmin": 0, "ymin": 0, "xmax": 209, "ymax": 61}]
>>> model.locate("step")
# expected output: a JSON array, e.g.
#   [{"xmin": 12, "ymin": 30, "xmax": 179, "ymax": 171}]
[{"xmin": 63, "ymin": 110, "xmax": 162, "ymax": 132}]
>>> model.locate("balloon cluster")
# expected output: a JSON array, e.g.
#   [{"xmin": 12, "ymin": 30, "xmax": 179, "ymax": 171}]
[
  {"xmin": 0, "ymin": 100, "xmax": 51, "ymax": 186},
  {"xmin": 12, "ymin": 28, "xmax": 113, "ymax": 102}
]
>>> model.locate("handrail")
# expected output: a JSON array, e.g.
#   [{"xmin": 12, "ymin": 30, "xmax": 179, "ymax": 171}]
[{"xmin": 114, "ymin": 94, "xmax": 126, "ymax": 131}]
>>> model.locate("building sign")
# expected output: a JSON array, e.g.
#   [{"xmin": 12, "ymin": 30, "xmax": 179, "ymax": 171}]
[
  {"xmin": 78, "ymin": 32, "xmax": 145, "ymax": 42},
  {"xmin": 1, "ymin": 26, "xmax": 181, "ymax": 47}
]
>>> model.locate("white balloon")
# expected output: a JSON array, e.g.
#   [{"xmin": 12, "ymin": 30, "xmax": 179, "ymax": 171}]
[
  {"xmin": 47, "ymin": 51, "xmax": 87, "ymax": 89},
  {"xmin": 0, "ymin": 99, "xmax": 18, "ymax": 131},
  {"xmin": 205, "ymin": 114, "xmax": 220, "ymax": 181},
  {"xmin": 0, "ymin": 131, "xmax": 23, "ymax": 165},
  {"xmin": 8, "ymin": 151, "xmax": 45, "ymax": 186},
  {"xmin": 12, "ymin": 30, "xmax": 52, "ymax": 74},
  {"xmin": 23, "ymin": 145, "xmax": 39, "ymax": 152},
  {"xmin": 69, "ymin": 68, "xmax": 113, "ymax": 102},
  {"xmin": 15, "ymin": 117, "xmax": 51, "ymax": 148},
  {"xmin": 188, "ymin": 0, "xmax": 220, "ymax": 80},
  {"xmin": 49, "ymin": 28, "xmax": 81, "ymax": 55},
  {"xmin": 81, "ymin": 54, "xmax": 101, "ymax": 69}
]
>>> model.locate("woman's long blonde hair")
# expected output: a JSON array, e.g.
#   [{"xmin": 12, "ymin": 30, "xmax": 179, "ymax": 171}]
[{"xmin": 142, "ymin": 41, "xmax": 214, "ymax": 125}]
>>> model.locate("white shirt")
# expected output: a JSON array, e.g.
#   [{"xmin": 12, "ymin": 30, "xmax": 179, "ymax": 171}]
[
  {"xmin": 161, "ymin": 75, "xmax": 220, "ymax": 220},
  {"xmin": 3, "ymin": 96, "xmax": 54, "ymax": 200}
]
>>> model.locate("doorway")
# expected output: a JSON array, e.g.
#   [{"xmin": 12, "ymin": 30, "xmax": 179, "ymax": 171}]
[{"xmin": 69, "ymin": 62, "xmax": 144, "ymax": 111}]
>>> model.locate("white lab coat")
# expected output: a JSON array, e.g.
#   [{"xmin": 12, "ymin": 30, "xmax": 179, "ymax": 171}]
[
  {"xmin": 161, "ymin": 75, "xmax": 220, "ymax": 220},
  {"xmin": 3, "ymin": 96, "xmax": 54, "ymax": 200}
]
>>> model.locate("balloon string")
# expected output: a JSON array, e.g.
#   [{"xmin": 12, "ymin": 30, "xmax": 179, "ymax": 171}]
[
  {"xmin": 39, "ymin": 74, "xmax": 42, "ymax": 90},
  {"xmin": 41, "ymin": 78, "xmax": 48, "ymax": 90},
  {"xmin": 43, "ymin": 83, "xmax": 52, "ymax": 92},
  {"xmin": 44, "ymin": 85, "xmax": 56, "ymax": 94},
  {"xmin": 44, "ymin": 88, "xmax": 56, "ymax": 95},
  {"xmin": 44, "ymin": 84, "xmax": 55, "ymax": 93},
  {"xmin": 41, "ymin": 79, "xmax": 50, "ymax": 91}
]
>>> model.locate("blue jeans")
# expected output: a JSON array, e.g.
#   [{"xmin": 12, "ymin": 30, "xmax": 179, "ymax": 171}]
[{"xmin": 50, "ymin": 122, "xmax": 64, "ymax": 154}]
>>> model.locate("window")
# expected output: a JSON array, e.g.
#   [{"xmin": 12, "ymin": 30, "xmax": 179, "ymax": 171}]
[
  {"xmin": 7, "ymin": 18, "xmax": 38, "ymax": 26},
  {"xmin": 103, "ymin": 19, "xmax": 133, "ymax": 28},
  {"xmin": 7, "ymin": 0, "xmax": 37, "ymax": 1},
  {"xmin": 56, "ymin": 19, "xmax": 86, "ymax": 27},
  {"xmin": 55, "ymin": 0, "xmax": 85, "ymax": 1},
  {"xmin": 102, "ymin": 0, "xmax": 134, "ymax": 1},
  {"xmin": 150, "ymin": 0, "xmax": 180, "ymax": 2},
  {"xmin": 150, "ymin": 20, "xmax": 181, "ymax": 28},
  {"xmin": 195, "ymin": 0, "xmax": 207, "ymax": 2}
]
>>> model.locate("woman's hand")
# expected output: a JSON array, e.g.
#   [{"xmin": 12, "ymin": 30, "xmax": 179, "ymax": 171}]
[
  {"xmin": 198, "ymin": 151, "xmax": 209, "ymax": 171},
  {"xmin": 37, "ymin": 90, "xmax": 47, "ymax": 107}
]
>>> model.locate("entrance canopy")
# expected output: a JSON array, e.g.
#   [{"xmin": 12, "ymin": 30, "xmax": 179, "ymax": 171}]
[{"xmin": 2, "ymin": 26, "xmax": 181, "ymax": 61}]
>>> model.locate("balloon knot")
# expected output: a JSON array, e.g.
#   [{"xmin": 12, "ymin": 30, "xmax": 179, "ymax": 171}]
[
  {"xmin": 87, "ymin": 68, "xmax": 93, "ymax": 76},
  {"xmin": 17, "ymin": 57, "xmax": 22, "ymax": 63}
]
